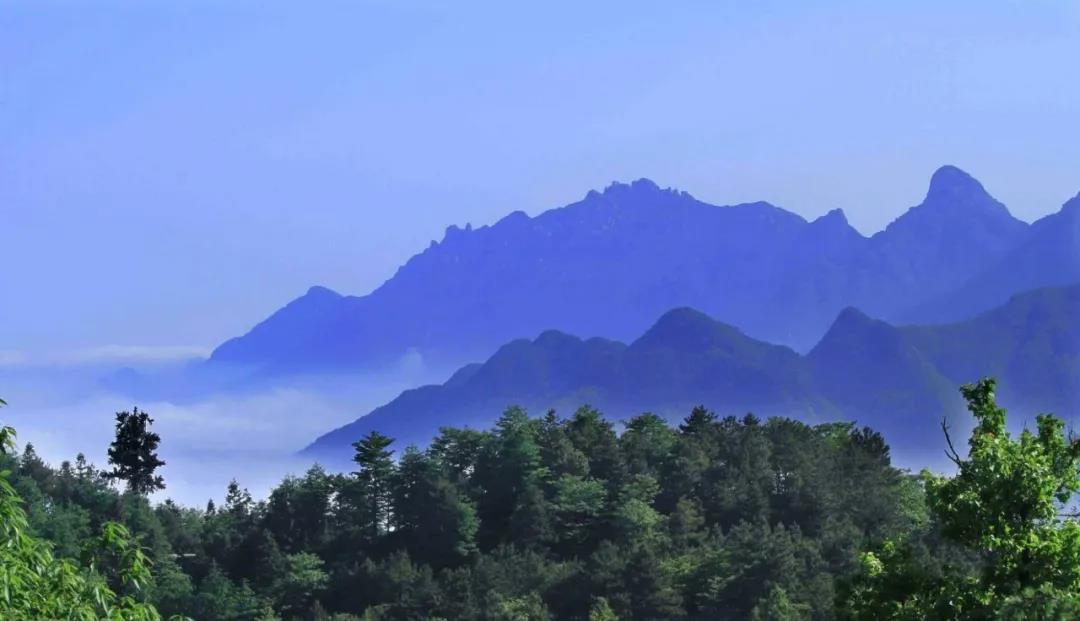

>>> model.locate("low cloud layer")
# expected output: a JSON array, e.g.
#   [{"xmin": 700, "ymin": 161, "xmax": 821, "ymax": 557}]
[
  {"xmin": 0, "ymin": 345, "xmax": 212, "ymax": 369},
  {"xmin": 0, "ymin": 360, "xmax": 436, "ymax": 506}
]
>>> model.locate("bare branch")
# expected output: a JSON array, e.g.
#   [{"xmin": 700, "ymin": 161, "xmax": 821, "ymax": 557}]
[{"xmin": 942, "ymin": 417, "xmax": 962, "ymax": 467}]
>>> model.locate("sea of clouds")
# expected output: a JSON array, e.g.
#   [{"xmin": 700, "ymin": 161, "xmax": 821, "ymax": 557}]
[{"xmin": 0, "ymin": 345, "xmax": 443, "ymax": 506}]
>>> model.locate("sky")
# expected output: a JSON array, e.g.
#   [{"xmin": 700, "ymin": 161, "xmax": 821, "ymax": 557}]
[{"xmin": 3, "ymin": 0, "xmax": 1080, "ymax": 358}]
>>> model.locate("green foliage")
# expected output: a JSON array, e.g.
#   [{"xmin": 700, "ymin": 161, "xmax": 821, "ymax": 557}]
[
  {"xmin": 842, "ymin": 378, "xmax": 1080, "ymax": 619},
  {"xmin": 352, "ymin": 431, "xmax": 395, "ymax": 540},
  {"xmin": 749, "ymin": 586, "xmax": 809, "ymax": 621},
  {"xmin": 8, "ymin": 388, "xmax": 1021, "ymax": 620},
  {"xmin": 189, "ymin": 564, "xmax": 265, "ymax": 621},
  {"xmin": 0, "ymin": 402, "xmax": 179, "ymax": 620},
  {"xmin": 106, "ymin": 408, "xmax": 166, "ymax": 495},
  {"xmin": 552, "ymin": 474, "xmax": 606, "ymax": 550},
  {"xmin": 392, "ymin": 446, "xmax": 479, "ymax": 566},
  {"xmin": 275, "ymin": 552, "xmax": 329, "ymax": 617},
  {"xmin": 588, "ymin": 597, "xmax": 619, "ymax": 621}
]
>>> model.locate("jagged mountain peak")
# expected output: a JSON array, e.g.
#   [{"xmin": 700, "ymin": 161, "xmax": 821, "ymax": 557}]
[
  {"xmin": 208, "ymin": 170, "xmax": 1057, "ymax": 375},
  {"xmin": 582, "ymin": 177, "xmax": 692, "ymax": 205},
  {"xmin": 814, "ymin": 208, "xmax": 849, "ymax": 226},
  {"xmin": 603, "ymin": 177, "xmax": 661, "ymax": 195},
  {"xmin": 807, "ymin": 208, "xmax": 863, "ymax": 239}
]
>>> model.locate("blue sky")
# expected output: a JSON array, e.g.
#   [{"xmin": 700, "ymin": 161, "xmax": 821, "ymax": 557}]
[{"xmin": 4, "ymin": 0, "xmax": 1080, "ymax": 356}]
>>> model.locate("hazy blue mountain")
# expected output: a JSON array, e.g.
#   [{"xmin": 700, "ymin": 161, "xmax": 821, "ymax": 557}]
[
  {"xmin": 302, "ymin": 284, "xmax": 1080, "ymax": 467},
  {"xmin": 807, "ymin": 307, "xmax": 961, "ymax": 432},
  {"xmin": 902, "ymin": 284, "xmax": 1080, "ymax": 416},
  {"xmin": 208, "ymin": 166, "xmax": 1048, "ymax": 379},
  {"xmin": 302, "ymin": 307, "xmax": 838, "ymax": 466},
  {"xmin": 903, "ymin": 192, "xmax": 1080, "ymax": 324},
  {"xmin": 868, "ymin": 165, "xmax": 1029, "ymax": 301}
]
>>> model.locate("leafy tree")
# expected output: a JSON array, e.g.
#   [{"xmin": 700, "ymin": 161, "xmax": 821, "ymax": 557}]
[
  {"xmin": 106, "ymin": 407, "xmax": 166, "ymax": 495},
  {"xmin": 660, "ymin": 406, "xmax": 719, "ymax": 512},
  {"xmin": 567, "ymin": 406, "xmax": 627, "ymax": 488},
  {"xmin": 620, "ymin": 413, "xmax": 676, "ymax": 479},
  {"xmin": 3, "ymin": 390, "xmax": 985, "ymax": 620},
  {"xmin": 537, "ymin": 409, "xmax": 590, "ymax": 478},
  {"xmin": 667, "ymin": 496, "xmax": 707, "ymax": 551},
  {"xmin": 477, "ymin": 407, "xmax": 545, "ymax": 549},
  {"xmin": 392, "ymin": 447, "xmax": 479, "ymax": 566},
  {"xmin": 507, "ymin": 482, "xmax": 553, "ymax": 554},
  {"xmin": 625, "ymin": 546, "xmax": 685, "ymax": 620},
  {"xmin": 706, "ymin": 414, "xmax": 773, "ymax": 529},
  {"xmin": 589, "ymin": 596, "xmax": 619, "ymax": 621},
  {"xmin": 843, "ymin": 378, "xmax": 1080, "ymax": 618},
  {"xmin": 275, "ymin": 552, "xmax": 329, "ymax": 618},
  {"xmin": 264, "ymin": 466, "xmax": 334, "ymax": 554},
  {"xmin": 693, "ymin": 520, "xmax": 828, "ymax": 620},
  {"xmin": 150, "ymin": 558, "xmax": 197, "ymax": 618},
  {"xmin": 430, "ymin": 426, "xmax": 490, "ymax": 495},
  {"xmin": 229, "ymin": 528, "xmax": 286, "ymax": 592},
  {"xmin": 224, "ymin": 479, "xmax": 254, "ymax": 520},
  {"xmin": 190, "ymin": 564, "xmax": 265, "ymax": 621},
  {"xmin": 0, "ymin": 404, "xmax": 177, "ymax": 620},
  {"xmin": 494, "ymin": 592, "xmax": 552, "ymax": 620},
  {"xmin": 749, "ymin": 585, "xmax": 809, "ymax": 621},
  {"xmin": 551, "ymin": 474, "xmax": 606, "ymax": 553}
]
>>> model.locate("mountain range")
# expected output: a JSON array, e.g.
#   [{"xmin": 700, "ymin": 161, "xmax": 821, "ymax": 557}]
[
  {"xmin": 303, "ymin": 284, "xmax": 1080, "ymax": 467},
  {"xmin": 207, "ymin": 165, "xmax": 1080, "ymax": 381}
]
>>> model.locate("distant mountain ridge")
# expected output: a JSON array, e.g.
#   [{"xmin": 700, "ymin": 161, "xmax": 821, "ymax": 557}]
[
  {"xmin": 209, "ymin": 165, "xmax": 1076, "ymax": 379},
  {"xmin": 303, "ymin": 284, "xmax": 1080, "ymax": 467},
  {"xmin": 902, "ymin": 191, "xmax": 1080, "ymax": 323}
]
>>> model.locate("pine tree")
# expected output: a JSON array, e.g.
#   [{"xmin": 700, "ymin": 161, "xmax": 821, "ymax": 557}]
[
  {"xmin": 626, "ymin": 546, "xmax": 684, "ymax": 620},
  {"xmin": 352, "ymin": 431, "xmax": 396, "ymax": 539},
  {"xmin": 393, "ymin": 447, "xmax": 479, "ymax": 566},
  {"xmin": 105, "ymin": 407, "xmax": 166, "ymax": 495}
]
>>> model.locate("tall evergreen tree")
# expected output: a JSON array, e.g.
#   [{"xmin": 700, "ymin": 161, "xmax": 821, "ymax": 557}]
[
  {"xmin": 105, "ymin": 407, "xmax": 166, "ymax": 495},
  {"xmin": 537, "ymin": 409, "xmax": 589, "ymax": 478},
  {"xmin": 393, "ymin": 447, "xmax": 479, "ymax": 567},
  {"xmin": 567, "ymin": 406, "xmax": 627, "ymax": 487},
  {"xmin": 476, "ymin": 407, "xmax": 544, "ymax": 548},
  {"xmin": 352, "ymin": 431, "xmax": 396, "ymax": 540},
  {"xmin": 625, "ymin": 546, "xmax": 685, "ymax": 620},
  {"xmin": 620, "ymin": 413, "xmax": 676, "ymax": 479}
]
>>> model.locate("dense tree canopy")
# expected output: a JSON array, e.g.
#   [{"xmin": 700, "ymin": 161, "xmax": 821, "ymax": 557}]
[
  {"xmin": 0, "ymin": 398, "xmax": 178, "ymax": 620},
  {"xmin": 2, "ymin": 380, "xmax": 1076, "ymax": 619}
]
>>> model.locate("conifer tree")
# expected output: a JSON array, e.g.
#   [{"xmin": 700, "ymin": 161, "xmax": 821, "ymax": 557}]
[
  {"xmin": 106, "ymin": 407, "xmax": 166, "ymax": 495},
  {"xmin": 352, "ymin": 431, "xmax": 396, "ymax": 539}
]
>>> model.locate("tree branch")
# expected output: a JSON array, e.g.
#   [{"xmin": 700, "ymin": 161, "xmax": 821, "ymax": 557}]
[{"xmin": 942, "ymin": 417, "xmax": 963, "ymax": 467}]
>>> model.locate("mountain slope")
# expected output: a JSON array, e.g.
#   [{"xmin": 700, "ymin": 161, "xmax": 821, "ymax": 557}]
[
  {"xmin": 208, "ymin": 166, "xmax": 1042, "ymax": 379},
  {"xmin": 903, "ymin": 193, "xmax": 1080, "ymax": 324},
  {"xmin": 807, "ymin": 307, "xmax": 960, "ymax": 430},
  {"xmin": 903, "ymin": 285, "xmax": 1080, "ymax": 415},
  {"xmin": 303, "ymin": 308, "xmax": 838, "ymax": 465},
  {"xmin": 303, "ymin": 284, "xmax": 1080, "ymax": 466},
  {"xmin": 868, "ymin": 166, "xmax": 1029, "ymax": 300}
]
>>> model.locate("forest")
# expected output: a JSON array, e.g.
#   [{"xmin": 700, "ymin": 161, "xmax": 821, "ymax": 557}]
[{"xmin": 3, "ymin": 379, "xmax": 1080, "ymax": 620}]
